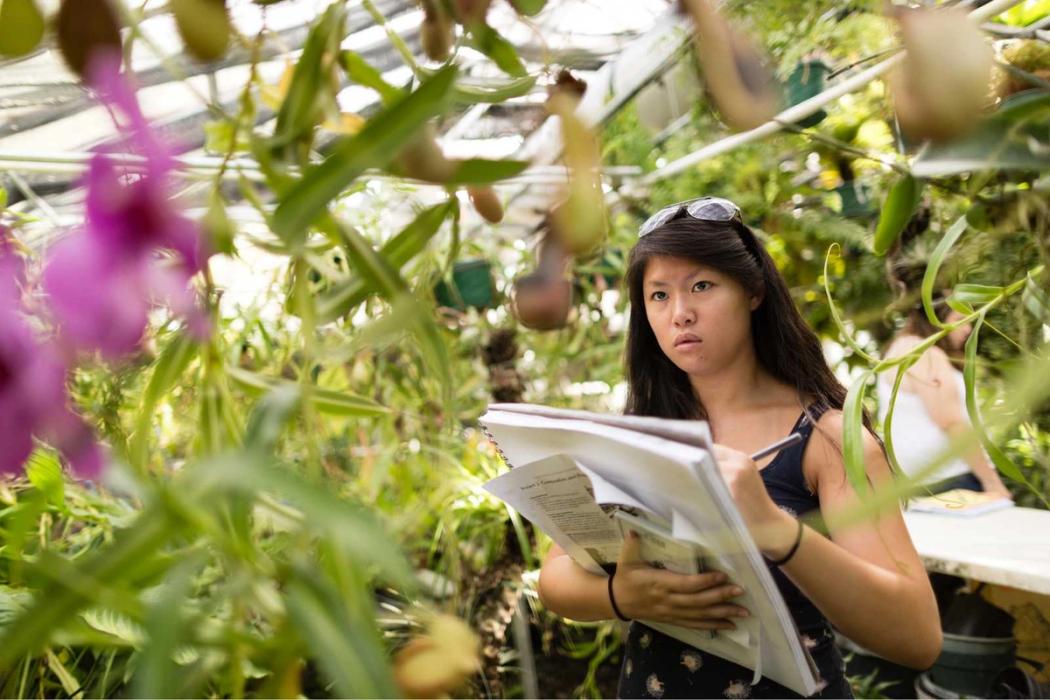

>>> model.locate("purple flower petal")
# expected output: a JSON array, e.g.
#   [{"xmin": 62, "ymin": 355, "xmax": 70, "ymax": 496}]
[
  {"xmin": 43, "ymin": 234, "xmax": 151, "ymax": 359},
  {"xmin": 87, "ymin": 51, "xmax": 174, "ymax": 176},
  {"xmin": 47, "ymin": 409, "xmax": 105, "ymax": 481},
  {"xmin": 0, "ymin": 242, "xmax": 104, "ymax": 479}
]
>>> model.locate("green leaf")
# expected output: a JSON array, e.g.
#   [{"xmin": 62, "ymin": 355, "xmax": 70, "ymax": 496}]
[
  {"xmin": 315, "ymin": 201, "xmax": 454, "ymax": 322},
  {"xmin": 271, "ymin": 3, "xmax": 346, "ymax": 150},
  {"xmin": 194, "ymin": 455, "xmax": 414, "ymax": 587},
  {"xmin": 284, "ymin": 568, "xmax": 399, "ymax": 698},
  {"xmin": 467, "ymin": 23, "xmax": 527, "ymax": 77},
  {"xmin": 415, "ymin": 68, "xmax": 537, "ymax": 104},
  {"xmin": 227, "ymin": 367, "xmax": 388, "ymax": 417},
  {"xmin": 945, "ymin": 296, "xmax": 975, "ymax": 315},
  {"xmin": 451, "ymin": 74, "xmax": 537, "ymax": 104},
  {"xmin": 963, "ymin": 317, "xmax": 1026, "ymax": 482},
  {"xmin": 880, "ymin": 357, "xmax": 920, "ymax": 481},
  {"xmin": 912, "ymin": 92, "xmax": 1050, "ymax": 177},
  {"xmin": 340, "ymin": 49, "xmax": 404, "ymax": 105},
  {"xmin": 81, "ymin": 608, "xmax": 146, "ymax": 648},
  {"xmin": 822, "ymin": 245, "xmax": 877, "ymax": 363},
  {"xmin": 272, "ymin": 65, "xmax": 457, "ymax": 246},
  {"xmin": 872, "ymin": 174, "xmax": 922, "ymax": 256},
  {"xmin": 45, "ymin": 648, "xmax": 82, "ymax": 697},
  {"xmin": 333, "ymin": 224, "xmax": 452, "ymax": 389},
  {"xmin": 442, "ymin": 157, "xmax": 530, "ymax": 184},
  {"xmin": 132, "ymin": 556, "xmax": 203, "ymax": 699},
  {"xmin": 1022, "ymin": 272, "xmax": 1050, "ymax": 325},
  {"xmin": 0, "ymin": 0, "xmax": 45, "ymax": 57},
  {"xmin": 26, "ymin": 449, "xmax": 64, "ymax": 508},
  {"xmin": 952, "ymin": 283, "xmax": 1004, "ymax": 305},
  {"xmin": 334, "ymin": 223, "xmax": 410, "ymax": 298},
  {"xmin": 842, "ymin": 371, "xmax": 873, "ymax": 497},
  {"xmin": 203, "ymin": 119, "xmax": 243, "ymax": 154},
  {"xmin": 243, "ymin": 384, "xmax": 302, "ymax": 452},
  {"xmin": 130, "ymin": 332, "xmax": 198, "ymax": 468},
  {"xmin": 0, "ymin": 512, "xmax": 173, "ymax": 669},
  {"xmin": 921, "ymin": 215, "xmax": 968, "ymax": 328}
]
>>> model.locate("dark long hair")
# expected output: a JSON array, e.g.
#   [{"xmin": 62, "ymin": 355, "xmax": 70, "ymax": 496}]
[{"xmin": 623, "ymin": 215, "xmax": 866, "ymax": 433}]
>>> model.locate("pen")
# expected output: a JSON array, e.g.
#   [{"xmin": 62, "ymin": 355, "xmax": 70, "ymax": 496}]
[{"xmin": 749, "ymin": 432, "xmax": 803, "ymax": 462}]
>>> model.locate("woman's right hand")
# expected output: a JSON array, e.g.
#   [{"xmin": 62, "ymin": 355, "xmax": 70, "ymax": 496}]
[{"xmin": 611, "ymin": 530, "xmax": 750, "ymax": 630}]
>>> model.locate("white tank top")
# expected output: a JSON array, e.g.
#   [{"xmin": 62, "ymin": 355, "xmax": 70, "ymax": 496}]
[{"xmin": 875, "ymin": 371, "xmax": 972, "ymax": 484}]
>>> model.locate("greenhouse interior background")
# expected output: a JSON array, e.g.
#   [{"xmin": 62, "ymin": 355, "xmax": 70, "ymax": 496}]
[{"xmin": 1, "ymin": 0, "xmax": 1049, "ymax": 697}]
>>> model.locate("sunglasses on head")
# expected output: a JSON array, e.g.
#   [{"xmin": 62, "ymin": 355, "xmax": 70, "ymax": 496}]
[{"xmin": 638, "ymin": 196, "xmax": 742, "ymax": 237}]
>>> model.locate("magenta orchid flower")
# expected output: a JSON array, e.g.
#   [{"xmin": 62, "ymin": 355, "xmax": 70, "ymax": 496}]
[
  {"xmin": 0, "ymin": 237, "xmax": 103, "ymax": 479},
  {"xmin": 43, "ymin": 51, "xmax": 209, "ymax": 359}
]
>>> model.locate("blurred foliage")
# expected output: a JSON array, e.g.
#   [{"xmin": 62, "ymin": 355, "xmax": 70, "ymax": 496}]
[{"xmin": 1, "ymin": 0, "xmax": 1049, "ymax": 698}]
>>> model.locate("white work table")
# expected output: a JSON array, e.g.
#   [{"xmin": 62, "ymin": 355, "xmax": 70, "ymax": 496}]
[{"xmin": 904, "ymin": 506, "xmax": 1050, "ymax": 596}]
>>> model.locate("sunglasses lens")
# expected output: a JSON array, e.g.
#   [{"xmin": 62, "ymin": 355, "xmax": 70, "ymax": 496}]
[
  {"xmin": 685, "ymin": 197, "xmax": 740, "ymax": 222},
  {"xmin": 638, "ymin": 205, "xmax": 679, "ymax": 236},
  {"xmin": 638, "ymin": 197, "xmax": 742, "ymax": 236}
]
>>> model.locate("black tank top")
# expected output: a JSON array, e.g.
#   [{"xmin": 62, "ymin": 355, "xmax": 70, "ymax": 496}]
[{"xmin": 616, "ymin": 402, "xmax": 854, "ymax": 699}]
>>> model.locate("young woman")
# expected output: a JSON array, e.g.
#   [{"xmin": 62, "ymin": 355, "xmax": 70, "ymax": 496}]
[
  {"xmin": 877, "ymin": 280, "xmax": 1012, "ymax": 498},
  {"xmin": 537, "ymin": 198, "xmax": 942, "ymax": 698}
]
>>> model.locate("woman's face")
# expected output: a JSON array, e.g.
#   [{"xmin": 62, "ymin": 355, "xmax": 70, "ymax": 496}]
[{"xmin": 641, "ymin": 255, "xmax": 760, "ymax": 378}]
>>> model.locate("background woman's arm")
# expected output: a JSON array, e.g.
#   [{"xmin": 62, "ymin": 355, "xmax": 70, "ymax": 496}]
[{"xmin": 907, "ymin": 346, "xmax": 1011, "ymax": 495}]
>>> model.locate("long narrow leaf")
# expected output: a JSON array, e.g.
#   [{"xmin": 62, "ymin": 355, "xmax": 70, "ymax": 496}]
[
  {"xmin": 272, "ymin": 5, "xmax": 346, "ymax": 148},
  {"xmin": 335, "ymin": 225, "xmax": 451, "ymax": 389},
  {"xmin": 316, "ymin": 202, "xmax": 453, "ymax": 323},
  {"xmin": 1022, "ymin": 272, "xmax": 1050, "ymax": 325},
  {"xmin": 952, "ymin": 283, "xmax": 1004, "ymax": 305},
  {"xmin": 227, "ymin": 367, "xmax": 388, "ymax": 417},
  {"xmin": 272, "ymin": 66, "xmax": 457, "ymax": 245},
  {"xmin": 921, "ymin": 215, "xmax": 968, "ymax": 327},
  {"xmin": 442, "ymin": 157, "xmax": 530, "ymax": 184},
  {"xmin": 467, "ymin": 23, "xmax": 527, "ymax": 77},
  {"xmin": 842, "ymin": 371, "xmax": 873, "ymax": 496},
  {"xmin": 962, "ymin": 316, "xmax": 1026, "ymax": 482},
  {"xmin": 880, "ymin": 355, "xmax": 919, "ymax": 484},
  {"xmin": 284, "ymin": 570, "xmax": 398, "ymax": 698},
  {"xmin": 340, "ymin": 49, "xmax": 403, "ymax": 105},
  {"xmin": 194, "ymin": 456, "xmax": 413, "ymax": 586},
  {"xmin": 822, "ymin": 245, "xmax": 877, "ymax": 363},
  {"xmin": 130, "ymin": 332, "xmax": 198, "ymax": 469},
  {"xmin": 0, "ymin": 514, "xmax": 173, "ymax": 669}
]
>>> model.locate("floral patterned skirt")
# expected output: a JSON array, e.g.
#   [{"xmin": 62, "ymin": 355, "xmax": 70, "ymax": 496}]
[{"xmin": 616, "ymin": 622, "xmax": 854, "ymax": 699}]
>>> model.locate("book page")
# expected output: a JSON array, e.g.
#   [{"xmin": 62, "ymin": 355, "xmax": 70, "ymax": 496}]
[{"xmin": 483, "ymin": 454, "xmax": 622, "ymax": 574}]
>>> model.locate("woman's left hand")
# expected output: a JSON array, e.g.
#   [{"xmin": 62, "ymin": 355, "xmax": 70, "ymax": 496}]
[{"xmin": 711, "ymin": 444, "xmax": 797, "ymax": 555}]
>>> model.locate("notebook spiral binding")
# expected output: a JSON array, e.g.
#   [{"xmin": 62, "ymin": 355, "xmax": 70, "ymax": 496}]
[{"xmin": 479, "ymin": 421, "xmax": 514, "ymax": 470}]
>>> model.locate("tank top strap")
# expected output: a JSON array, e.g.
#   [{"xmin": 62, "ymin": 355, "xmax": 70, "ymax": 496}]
[{"xmin": 796, "ymin": 401, "xmax": 829, "ymax": 436}]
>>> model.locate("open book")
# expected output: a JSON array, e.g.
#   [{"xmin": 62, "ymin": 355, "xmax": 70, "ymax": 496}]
[{"xmin": 480, "ymin": 403, "xmax": 821, "ymax": 697}]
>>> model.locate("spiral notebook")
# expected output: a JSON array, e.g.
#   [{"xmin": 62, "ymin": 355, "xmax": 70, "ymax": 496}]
[{"xmin": 480, "ymin": 403, "xmax": 821, "ymax": 696}]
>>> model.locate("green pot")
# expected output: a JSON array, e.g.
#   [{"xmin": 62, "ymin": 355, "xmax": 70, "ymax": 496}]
[
  {"xmin": 785, "ymin": 60, "xmax": 831, "ymax": 128},
  {"xmin": 927, "ymin": 632, "xmax": 1016, "ymax": 698},
  {"xmin": 434, "ymin": 259, "xmax": 496, "ymax": 311},
  {"xmin": 835, "ymin": 181, "xmax": 874, "ymax": 219}
]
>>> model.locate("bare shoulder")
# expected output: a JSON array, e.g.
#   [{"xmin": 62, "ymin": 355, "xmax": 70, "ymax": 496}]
[
  {"xmin": 803, "ymin": 409, "xmax": 891, "ymax": 493},
  {"xmin": 885, "ymin": 334, "xmax": 923, "ymax": 359}
]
